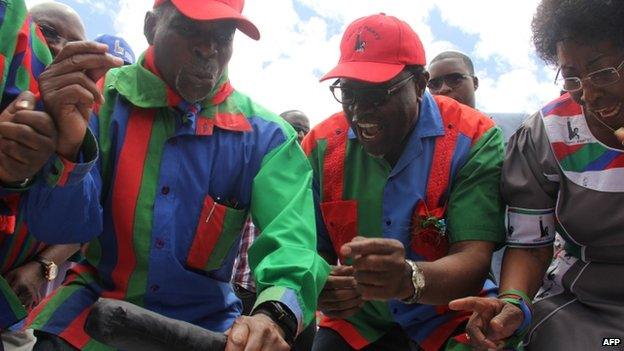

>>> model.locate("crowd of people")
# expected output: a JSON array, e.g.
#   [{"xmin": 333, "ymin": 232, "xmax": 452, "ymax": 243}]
[{"xmin": 0, "ymin": 0, "xmax": 622, "ymax": 350}]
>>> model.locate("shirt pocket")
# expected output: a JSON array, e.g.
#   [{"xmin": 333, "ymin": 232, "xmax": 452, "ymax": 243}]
[
  {"xmin": 186, "ymin": 194, "xmax": 248, "ymax": 273},
  {"xmin": 320, "ymin": 200, "xmax": 358, "ymax": 256}
]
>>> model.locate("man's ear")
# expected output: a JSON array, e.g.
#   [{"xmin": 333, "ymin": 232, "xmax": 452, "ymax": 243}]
[
  {"xmin": 144, "ymin": 11, "xmax": 157, "ymax": 45},
  {"xmin": 473, "ymin": 76, "xmax": 479, "ymax": 91},
  {"xmin": 416, "ymin": 70, "xmax": 430, "ymax": 98}
]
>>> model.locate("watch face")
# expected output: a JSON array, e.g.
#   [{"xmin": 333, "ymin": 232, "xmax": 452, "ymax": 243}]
[{"xmin": 46, "ymin": 263, "xmax": 58, "ymax": 281}]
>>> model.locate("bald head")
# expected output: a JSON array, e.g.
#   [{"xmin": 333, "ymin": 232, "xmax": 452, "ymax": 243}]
[
  {"xmin": 30, "ymin": 2, "xmax": 86, "ymax": 57},
  {"xmin": 280, "ymin": 110, "xmax": 310, "ymax": 144}
]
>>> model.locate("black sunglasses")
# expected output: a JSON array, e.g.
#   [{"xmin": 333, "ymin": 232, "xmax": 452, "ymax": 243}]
[
  {"xmin": 329, "ymin": 74, "xmax": 415, "ymax": 107},
  {"xmin": 426, "ymin": 73, "xmax": 472, "ymax": 91}
]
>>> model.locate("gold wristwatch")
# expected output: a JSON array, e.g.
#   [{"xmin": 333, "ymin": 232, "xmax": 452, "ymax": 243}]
[
  {"xmin": 35, "ymin": 256, "xmax": 58, "ymax": 281},
  {"xmin": 402, "ymin": 259, "xmax": 425, "ymax": 304}
]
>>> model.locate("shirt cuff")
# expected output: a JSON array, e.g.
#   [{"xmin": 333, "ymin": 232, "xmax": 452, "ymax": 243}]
[
  {"xmin": 45, "ymin": 129, "xmax": 98, "ymax": 187},
  {"xmin": 506, "ymin": 207, "xmax": 556, "ymax": 247},
  {"xmin": 252, "ymin": 286, "xmax": 304, "ymax": 334}
]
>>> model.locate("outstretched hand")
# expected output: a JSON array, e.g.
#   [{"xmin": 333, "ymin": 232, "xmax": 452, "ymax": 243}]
[
  {"xmin": 224, "ymin": 314, "xmax": 289, "ymax": 351},
  {"xmin": 449, "ymin": 296, "xmax": 523, "ymax": 350}
]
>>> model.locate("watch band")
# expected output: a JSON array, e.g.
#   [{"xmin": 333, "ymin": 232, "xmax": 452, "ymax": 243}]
[
  {"xmin": 252, "ymin": 301, "xmax": 297, "ymax": 345},
  {"xmin": 401, "ymin": 259, "xmax": 425, "ymax": 304}
]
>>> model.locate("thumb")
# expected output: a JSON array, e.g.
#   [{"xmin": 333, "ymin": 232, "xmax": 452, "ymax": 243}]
[
  {"xmin": 489, "ymin": 304, "xmax": 522, "ymax": 339},
  {"xmin": 0, "ymin": 91, "xmax": 37, "ymax": 123}
]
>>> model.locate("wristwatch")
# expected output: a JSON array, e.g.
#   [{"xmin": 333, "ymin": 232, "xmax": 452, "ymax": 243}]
[
  {"xmin": 34, "ymin": 256, "xmax": 58, "ymax": 281},
  {"xmin": 401, "ymin": 259, "xmax": 426, "ymax": 304},
  {"xmin": 253, "ymin": 301, "xmax": 297, "ymax": 345}
]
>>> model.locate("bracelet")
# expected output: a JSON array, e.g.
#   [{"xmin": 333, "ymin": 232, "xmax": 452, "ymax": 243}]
[
  {"xmin": 501, "ymin": 297, "xmax": 532, "ymax": 335},
  {"xmin": 498, "ymin": 289, "xmax": 532, "ymax": 304}
]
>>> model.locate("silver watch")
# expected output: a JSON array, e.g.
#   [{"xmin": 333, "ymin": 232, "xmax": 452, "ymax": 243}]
[{"xmin": 401, "ymin": 259, "xmax": 425, "ymax": 304}]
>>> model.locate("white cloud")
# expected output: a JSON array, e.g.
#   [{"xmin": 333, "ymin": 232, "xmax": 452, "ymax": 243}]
[{"xmin": 110, "ymin": 0, "xmax": 561, "ymax": 125}]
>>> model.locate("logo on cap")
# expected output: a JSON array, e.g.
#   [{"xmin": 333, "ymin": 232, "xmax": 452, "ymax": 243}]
[
  {"xmin": 114, "ymin": 40, "xmax": 125, "ymax": 56},
  {"xmin": 355, "ymin": 33, "xmax": 366, "ymax": 52}
]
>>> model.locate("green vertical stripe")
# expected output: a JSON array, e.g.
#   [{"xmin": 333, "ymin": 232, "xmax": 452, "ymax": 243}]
[
  {"xmin": 0, "ymin": 1, "xmax": 27, "ymax": 99},
  {"xmin": 204, "ymin": 207, "xmax": 247, "ymax": 270},
  {"xmin": 97, "ymin": 74, "xmax": 120, "ymax": 203},
  {"xmin": 0, "ymin": 276, "xmax": 26, "ymax": 319},
  {"xmin": 85, "ymin": 238, "xmax": 102, "ymax": 268},
  {"xmin": 343, "ymin": 139, "xmax": 388, "ymax": 238},
  {"xmin": 29, "ymin": 23, "xmax": 52, "ymax": 64},
  {"xmin": 559, "ymin": 143, "xmax": 607, "ymax": 172},
  {"xmin": 124, "ymin": 110, "xmax": 172, "ymax": 306}
]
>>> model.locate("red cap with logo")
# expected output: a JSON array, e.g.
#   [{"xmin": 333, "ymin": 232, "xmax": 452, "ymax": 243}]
[
  {"xmin": 153, "ymin": 0, "xmax": 260, "ymax": 40},
  {"xmin": 321, "ymin": 13, "xmax": 426, "ymax": 83}
]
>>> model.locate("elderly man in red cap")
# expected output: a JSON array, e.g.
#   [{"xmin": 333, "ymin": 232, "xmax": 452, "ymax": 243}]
[
  {"xmin": 302, "ymin": 14, "xmax": 505, "ymax": 351},
  {"xmin": 24, "ymin": 0, "xmax": 329, "ymax": 350}
]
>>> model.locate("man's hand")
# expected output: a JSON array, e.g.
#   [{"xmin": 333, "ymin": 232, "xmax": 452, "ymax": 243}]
[
  {"xmin": 340, "ymin": 237, "xmax": 413, "ymax": 301},
  {"xmin": 0, "ymin": 91, "xmax": 57, "ymax": 184},
  {"xmin": 224, "ymin": 314, "xmax": 289, "ymax": 351},
  {"xmin": 38, "ymin": 41, "xmax": 123, "ymax": 160},
  {"xmin": 449, "ymin": 297, "xmax": 523, "ymax": 350},
  {"xmin": 4, "ymin": 261, "xmax": 46, "ymax": 309},
  {"xmin": 318, "ymin": 265, "xmax": 364, "ymax": 319}
]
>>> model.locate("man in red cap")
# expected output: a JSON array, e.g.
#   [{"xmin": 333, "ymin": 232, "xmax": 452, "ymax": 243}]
[
  {"xmin": 24, "ymin": 1, "xmax": 329, "ymax": 350},
  {"xmin": 302, "ymin": 14, "xmax": 505, "ymax": 351}
]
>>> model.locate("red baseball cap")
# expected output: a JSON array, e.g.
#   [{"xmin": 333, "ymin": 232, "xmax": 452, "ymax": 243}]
[
  {"xmin": 321, "ymin": 13, "xmax": 426, "ymax": 83},
  {"xmin": 153, "ymin": 0, "xmax": 260, "ymax": 40}
]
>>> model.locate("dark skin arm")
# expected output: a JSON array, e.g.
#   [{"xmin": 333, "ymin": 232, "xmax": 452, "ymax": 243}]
[
  {"xmin": 5, "ymin": 243, "xmax": 79, "ymax": 308},
  {"xmin": 340, "ymin": 237, "xmax": 494, "ymax": 304},
  {"xmin": 449, "ymin": 246, "xmax": 553, "ymax": 349}
]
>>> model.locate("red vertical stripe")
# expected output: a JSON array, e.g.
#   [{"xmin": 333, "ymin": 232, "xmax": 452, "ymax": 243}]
[
  {"xmin": 187, "ymin": 196, "xmax": 227, "ymax": 269},
  {"xmin": 58, "ymin": 306, "xmax": 92, "ymax": 349},
  {"xmin": 321, "ymin": 114, "xmax": 350, "ymax": 202},
  {"xmin": 0, "ymin": 224, "xmax": 27, "ymax": 272},
  {"xmin": 107, "ymin": 108, "xmax": 155, "ymax": 299}
]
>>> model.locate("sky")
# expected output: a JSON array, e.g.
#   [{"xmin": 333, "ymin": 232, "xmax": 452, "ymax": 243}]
[{"xmin": 25, "ymin": 0, "xmax": 561, "ymax": 126}]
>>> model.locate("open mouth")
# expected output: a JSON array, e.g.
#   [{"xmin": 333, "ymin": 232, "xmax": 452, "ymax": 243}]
[
  {"xmin": 593, "ymin": 102, "xmax": 623, "ymax": 119},
  {"xmin": 357, "ymin": 122, "xmax": 383, "ymax": 141}
]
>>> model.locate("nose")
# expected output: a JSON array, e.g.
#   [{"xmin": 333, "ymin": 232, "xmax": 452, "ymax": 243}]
[
  {"xmin": 192, "ymin": 39, "xmax": 217, "ymax": 60},
  {"xmin": 580, "ymin": 82, "xmax": 603, "ymax": 107},
  {"xmin": 434, "ymin": 81, "xmax": 453, "ymax": 94},
  {"xmin": 49, "ymin": 38, "xmax": 68, "ymax": 58}
]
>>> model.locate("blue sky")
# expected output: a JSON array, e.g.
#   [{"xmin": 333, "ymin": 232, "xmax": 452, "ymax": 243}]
[{"xmin": 26, "ymin": 0, "xmax": 560, "ymax": 126}]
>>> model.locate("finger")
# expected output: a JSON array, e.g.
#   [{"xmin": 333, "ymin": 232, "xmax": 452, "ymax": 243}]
[
  {"xmin": 46, "ymin": 53, "xmax": 122, "ymax": 78},
  {"xmin": 357, "ymin": 284, "xmax": 395, "ymax": 300},
  {"xmin": 323, "ymin": 275, "xmax": 357, "ymax": 290},
  {"xmin": 352, "ymin": 270, "xmax": 390, "ymax": 287},
  {"xmin": 0, "ymin": 138, "xmax": 49, "ymax": 165},
  {"xmin": 0, "ymin": 91, "xmax": 37, "ymax": 122},
  {"xmin": 45, "ymin": 83, "xmax": 97, "ymax": 118},
  {"xmin": 320, "ymin": 286, "xmax": 360, "ymax": 302},
  {"xmin": 466, "ymin": 318, "xmax": 498, "ymax": 350},
  {"xmin": 330, "ymin": 265, "xmax": 354, "ymax": 276},
  {"xmin": 340, "ymin": 238, "xmax": 404, "ymax": 258},
  {"xmin": 352, "ymin": 254, "xmax": 399, "ymax": 272},
  {"xmin": 224, "ymin": 318, "xmax": 249, "ymax": 351},
  {"xmin": 52, "ymin": 41, "xmax": 110, "ymax": 63},
  {"xmin": 11, "ymin": 111, "xmax": 57, "ymax": 139},
  {"xmin": 448, "ymin": 297, "xmax": 493, "ymax": 314},
  {"xmin": 0, "ymin": 153, "xmax": 30, "ymax": 182},
  {"xmin": 488, "ymin": 304, "xmax": 522, "ymax": 340},
  {"xmin": 41, "ymin": 70, "xmax": 101, "ymax": 104}
]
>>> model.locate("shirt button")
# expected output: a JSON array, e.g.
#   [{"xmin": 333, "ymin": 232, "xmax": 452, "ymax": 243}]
[
  {"xmin": 155, "ymin": 239, "xmax": 165, "ymax": 249},
  {"xmin": 385, "ymin": 219, "xmax": 392, "ymax": 226},
  {"xmin": 161, "ymin": 186, "xmax": 170, "ymax": 195},
  {"xmin": 150, "ymin": 284, "xmax": 160, "ymax": 292},
  {"xmin": 185, "ymin": 112, "xmax": 195, "ymax": 119}
]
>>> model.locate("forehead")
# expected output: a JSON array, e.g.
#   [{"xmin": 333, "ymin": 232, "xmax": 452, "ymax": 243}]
[
  {"xmin": 556, "ymin": 39, "xmax": 623, "ymax": 71},
  {"xmin": 341, "ymin": 70, "xmax": 410, "ymax": 88},
  {"xmin": 284, "ymin": 114, "xmax": 309, "ymax": 126},
  {"xmin": 163, "ymin": 8, "xmax": 235, "ymax": 31},
  {"xmin": 35, "ymin": 9, "xmax": 85, "ymax": 39},
  {"xmin": 428, "ymin": 57, "xmax": 470, "ymax": 77}
]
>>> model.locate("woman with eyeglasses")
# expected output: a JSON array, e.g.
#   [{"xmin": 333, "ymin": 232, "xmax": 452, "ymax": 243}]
[{"xmin": 448, "ymin": 0, "xmax": 624, "ymax": 350}]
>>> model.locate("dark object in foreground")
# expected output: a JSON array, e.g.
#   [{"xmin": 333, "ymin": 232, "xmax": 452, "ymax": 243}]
[{"xmin": 85, "ymin": 298, "xmax": 228, "ymax": 351}]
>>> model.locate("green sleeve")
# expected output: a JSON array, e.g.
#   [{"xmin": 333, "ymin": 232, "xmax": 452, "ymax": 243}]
[
  {"xmin": 447, "ymin": 127, "xmax": 506, "ymax": 243},
  {"xmin": 248, "ymin": 134, "xmax": 330, "ymax": 331}
]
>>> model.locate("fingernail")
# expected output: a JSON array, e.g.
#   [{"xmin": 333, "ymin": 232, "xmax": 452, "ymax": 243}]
[{"xmin": 16, "ymin": 100, "xmax": 31, "ymax": 109}]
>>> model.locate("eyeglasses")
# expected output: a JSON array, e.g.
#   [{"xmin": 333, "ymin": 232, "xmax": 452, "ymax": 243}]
[
  {"xmin": 329, "ymin": 74, "xmax": 414, "ymax": 107},
  {"xmin": 426, "ymin": 73, "xmax": 472, "ymax": 91},
  {"xmin": 555, "ymin": 59, "xmax": 624, "ymax": 92}
]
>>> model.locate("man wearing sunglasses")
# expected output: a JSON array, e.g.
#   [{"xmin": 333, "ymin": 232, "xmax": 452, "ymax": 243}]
[
  {"xmin": 427, "ymin": 51, "xmax": 479, "ymax": 108},
  {"xmin": 303, "ymin": 14, "xmax": 505, "ymax": 351}
]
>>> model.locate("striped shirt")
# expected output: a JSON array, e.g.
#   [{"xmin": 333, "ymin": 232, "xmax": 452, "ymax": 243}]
[
  {"xmin": 25, "ymin": 48, "xmax": 329, "ymax": 349},
  {"xmin": 0, "ymin": 0, "xmax": 52, "ymax": 330}
]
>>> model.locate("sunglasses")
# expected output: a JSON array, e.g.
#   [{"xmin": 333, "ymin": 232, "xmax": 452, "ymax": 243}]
[
  {"xmin": 329, "ymin": 74, "xmax": 414, "ymax": 107},
  {"xmin": 426, "ymin": 73, "xmax": 472, "ymax": 91}
]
